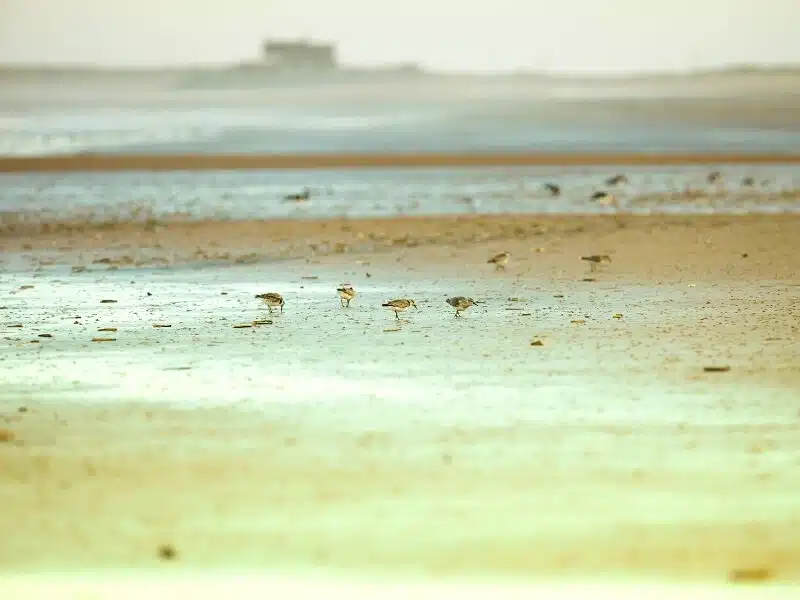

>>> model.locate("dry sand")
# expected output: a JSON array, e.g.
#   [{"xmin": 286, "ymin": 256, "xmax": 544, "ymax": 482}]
[{"xmin": 1, "ymin": 212, "xmax": 799, "ymax": 598}]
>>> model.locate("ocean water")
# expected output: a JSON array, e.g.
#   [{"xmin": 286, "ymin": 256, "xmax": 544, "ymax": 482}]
[
  {"xmin": 1, "ymin": 72, "xmax": 799, "ymax": 157},
  {"xmin": 2, "ymin": 105, "xmax": 800, "ymax": 157}
]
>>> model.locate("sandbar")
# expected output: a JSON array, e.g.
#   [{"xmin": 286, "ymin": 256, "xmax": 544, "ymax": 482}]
[{"xmin": 1, "ymin": 152, "xmax": 799, "ymax": 174}]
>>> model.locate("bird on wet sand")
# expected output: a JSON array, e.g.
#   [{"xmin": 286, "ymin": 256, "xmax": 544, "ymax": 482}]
[
  {"xmin": 487, "ymin": 251, "xmax": 511, "ymax": 271},
  {"xmin": 382, "ymin": 298, "xmax": 418, "ymax": 320},
  {"xmin": 337, "ymin": 284, "xmax": 356, "ymax": 307},
  {"xmin": 605, "ymin": 174, "xmax": 629, "ymax": 186},
  {"xmin": 581, "ymin": 255, "xmax": 612, "ymax": 272},
  {"xmin": 255, "ymin": 292, "xmax": 284, "ymax": 313},
  {"xmin": 590, "ymin": 191, "xmax": 620, "ymax": 209},
  {"xmin": 446, "ymin": 296, "xmax": 478, "ymax": 317},
  {"xmin": 284, "ymin": 188, "xmax": 311, "ymax": 202},
  {"xmin": 543, "ymin": 183, "xmax": 561, "ymax": 197}
]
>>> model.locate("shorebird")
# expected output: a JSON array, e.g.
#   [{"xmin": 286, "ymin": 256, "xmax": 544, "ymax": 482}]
[
  {"xmin": 707, "ymin": 171, "xmax": 722, "ymax": 185},
  {"xmin": 446, "ymin": 296, "xmax": 478, "ymax": 317},
  {"xmin": 605, "ymin": 174, "xmax": 629, "ymax": 186},
  {"xmin": 382, "ymin": 298, "xmax": 417, "ymax": 320},
  {"xmin": 284, "ymin": 188, "xmax": 311, "ymax": 202},
  {"xmin": 487, "ymin": 251, "xmax": 511, "ymax": 271},
  {"xmin": 741, "ymin": 176, "xmax": 755, "ymax": 187},
  {"xmin": 581, "ymin": 254, "xmax": 612, "ymax": 272},
  {"xmin": 255, "ymin": 292, "xmax": 284, "ymax": 313},
  {"xmin": 543, "ymin": 183, "xmax": 561, "ymax": 197},
  {"xmin": 337, "ymin": 284, "xmax": 356, "ymax": 307},
  {"xmin": 590, "ymin": 191, "xmax": 620, "ymax": 209}
]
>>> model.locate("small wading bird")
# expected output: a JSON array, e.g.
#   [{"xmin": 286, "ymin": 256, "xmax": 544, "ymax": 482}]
[
  {"xmin": 581, "ymin": 254, "xmax": 612, "ymax": 272},
  {"xmin": 284, "ymin": 188, "xmax": 311, "ymax": 202},
  {"xmin": 590, "ymin": 191, "xmax": 620, "ymax": 209},
  {"xmin": 446, "ymin": 296, "xmax": 478, "ymax": 317},
  {"xmin": 605, "ymin": 174, "xmax": 629, "ymax": 186},
  {"xmin": 707, "ymin": 171, "xmax": 722, "ymax": 185},
  {"xmin": 255, "ymin": 292, "xmax": 284, "ymax": 313},
  {"xmin": 543, "ymin": 183, "xmax": 561, "ymax": 196},
  {"xmin": 487, "ymin": 251, "xmax": 510, "ymax": 271},
  {"xmin": 337, "ymin": 284, "xmax": 356, "ymax": 307},
  {"xmin": 382, "ymin": 298, "xmax": 417, "ymax": 320}
]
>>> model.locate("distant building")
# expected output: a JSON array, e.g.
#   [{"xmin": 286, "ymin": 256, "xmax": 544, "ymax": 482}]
[{"xmin": 261, "ymin": 39, "xmax": 337, "ymax": 71}]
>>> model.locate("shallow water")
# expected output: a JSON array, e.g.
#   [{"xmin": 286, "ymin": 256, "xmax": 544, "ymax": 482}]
[{"xmin": 1, "ymin": 164, "xmax": 798, "ymax": 223}]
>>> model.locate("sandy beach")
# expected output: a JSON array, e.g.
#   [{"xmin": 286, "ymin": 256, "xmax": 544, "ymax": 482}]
[
  {"xmin": 4, "ymin": 44, "xmax": 800, "ymax": 599},
  {"xmin": 3, "ymin": 50, "xmax": 800, "ymax": 598},
  {"xmin": 2, "ymin": 207, "xmax": 799, "ymax": 598}
]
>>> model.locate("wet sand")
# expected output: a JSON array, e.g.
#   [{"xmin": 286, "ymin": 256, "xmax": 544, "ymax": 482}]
[
  {"xmin": 1, "ymin": 213, "xmax": 799, "ymax": 597},
  {"xmin": 2, "ymin": 213, "xmax": 799, "ymax": 281},
  {"xmin": 1, "ymin": 151, "xmax": 799, "ymax": 173}
]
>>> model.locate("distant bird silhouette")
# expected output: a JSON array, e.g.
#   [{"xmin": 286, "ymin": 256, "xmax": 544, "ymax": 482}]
[
  {"xmin": 284, "ymin": 187, "xmax": 311, "ymax": 202},
  {"xmin": 487, "ymin": 251, "xmax": 511, "ymax": 271},
  {"xmin": 590, "ymin": 190, "xmax": 620, "ymax": 209},
  {"xmin": 605, "ymin": 174, "xmax": 628, "ymax": 186},
  {"xmin": 741, "ymin": 176, "xmax": 755, "ymax": 187},
  {"xmin": 707, "ymin": 171, "xmax": 722, "ymax": 184},
  {"xmin": 581, "ymin": 254, "xmax": 612, "ymax": 272},
  {"xmin": 543, "ymin": 183, "xmax": 561, "ymax": 197}
]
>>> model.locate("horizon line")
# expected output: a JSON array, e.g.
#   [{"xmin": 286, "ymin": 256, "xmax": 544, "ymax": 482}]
[{"xmin": 0, "ymin": 61, "xmax": 799, "ymax": 79}]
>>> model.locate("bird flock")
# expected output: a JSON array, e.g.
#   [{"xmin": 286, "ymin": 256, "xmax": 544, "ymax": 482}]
[
  {"xmin": 540, "ymin": 169, "xmax": 759, "ymax": 211},
  {"xmin": 256, "ymin": 287, "xmax": 476, "ymax": 321},
  {"xmin": 254, "ymin": 249, "xmax": 605, "ymax": 321}
]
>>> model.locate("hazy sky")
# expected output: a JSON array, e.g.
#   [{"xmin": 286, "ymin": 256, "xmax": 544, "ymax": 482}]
[{"xmin": 1, "ymin": 0, "xmax": 799, "ymax": 73}]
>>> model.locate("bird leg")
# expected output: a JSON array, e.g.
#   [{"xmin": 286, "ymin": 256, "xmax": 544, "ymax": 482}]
[{"xmin": 395, "ymin": 311, "xmax": 400, "ymax": 320}]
